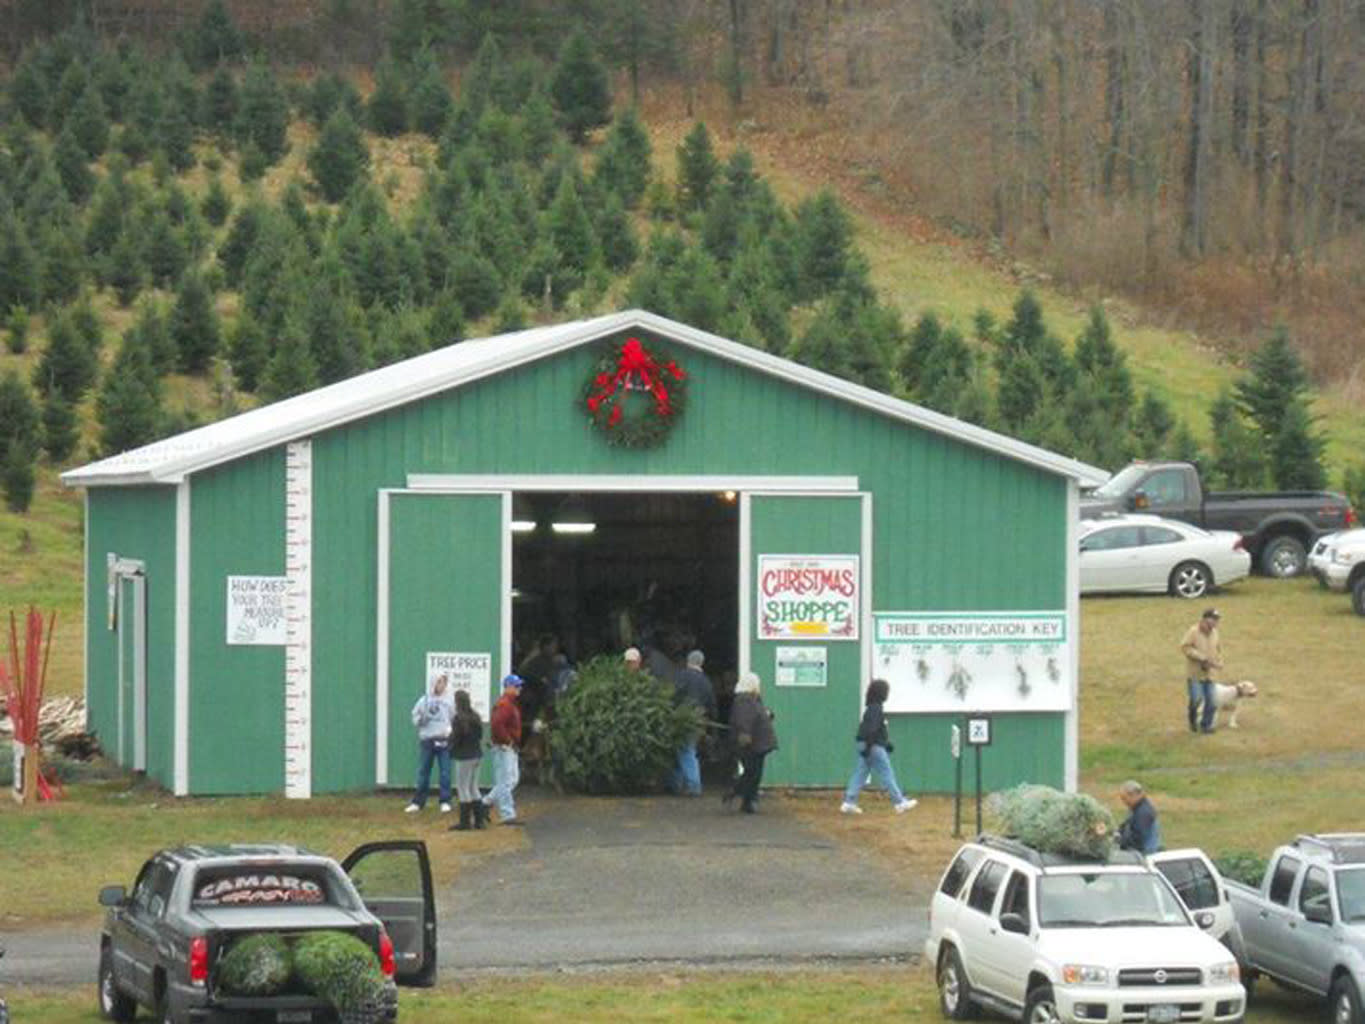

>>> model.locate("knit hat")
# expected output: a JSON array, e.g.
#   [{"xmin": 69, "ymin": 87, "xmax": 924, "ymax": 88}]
[
  {"xmin": 623, "ymin": 647, "xmax": 642, "ymax": 663},
  {"xmin": 502, "ymin": 673, "xmax": 524, "ymax": 688},
  {"xmin": 734, "ymin": 671, "xmax": 761, "ymax": 695}
]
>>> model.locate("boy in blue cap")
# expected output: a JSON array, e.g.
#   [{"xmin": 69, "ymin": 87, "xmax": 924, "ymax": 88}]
[{"xmin": 482, "ymin": 674, "xmax": 525, "ymax": 825}]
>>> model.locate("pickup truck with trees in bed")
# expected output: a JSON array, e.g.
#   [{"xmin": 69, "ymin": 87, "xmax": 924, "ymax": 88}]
[
  {"xmin": 1226, "ymin": 834, "xmax": 1365, "ymax": 1023},
  {"xmin": 97, "ymin": 841, "xmax": 434, "ymax": 1024},
  {"xmin": 1081, "ymin": 460, "xmax": 1357, "ymax": 578}
]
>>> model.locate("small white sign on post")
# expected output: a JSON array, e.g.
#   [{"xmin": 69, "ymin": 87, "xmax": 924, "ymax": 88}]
[
  {"xmin": 757, "ymin": 554, "xmax": 860, "ymax": 641},
  {"xmin": 226, "ymin": 576, "xmax": 289, "ymax": 646},
  {"xmin": 774, "ymin": 646, "xmax": 828, "ymax": 687},
  {"xmin": 967, "ymin": 717, "xmax": 992, "ymax": 746},
  {"xmin": 425, "ymin": 652, "xmax": 492, "ymax": 721}
]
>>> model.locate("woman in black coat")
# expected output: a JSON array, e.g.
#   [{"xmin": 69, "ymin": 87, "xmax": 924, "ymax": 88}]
[
  {"xmin": 840, "ymin": 678, "xmax": 917, "ymax": 815},
  {"xmin": 725, "ymin": 671, "xmax": 777, "ymax": 814}
]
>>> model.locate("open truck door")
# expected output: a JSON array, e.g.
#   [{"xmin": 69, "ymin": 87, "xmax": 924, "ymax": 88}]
[{"xmin": 342, "ymin": 841, "xmax": 437, "ymax": 987}]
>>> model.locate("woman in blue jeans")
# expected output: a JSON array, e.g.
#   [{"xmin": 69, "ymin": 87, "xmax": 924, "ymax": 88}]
[{"xmin": 840, "ymin": 678, "xmax": 917, "ymax": 815}]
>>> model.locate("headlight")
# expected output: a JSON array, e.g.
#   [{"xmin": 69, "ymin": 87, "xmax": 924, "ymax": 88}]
[
  {"xmin": 1333, "ymin": 549, "xmax": 1357, "ymax": 564},
  {"xmin": 1207, "ymin": 961, "xmax": 1240, "ymax": 984},
  {"xmin": 1062, "ymin": 964, "xmax": 1110, "ymax": 986}
]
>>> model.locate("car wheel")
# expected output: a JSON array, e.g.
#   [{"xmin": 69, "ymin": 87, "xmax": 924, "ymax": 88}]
[
  {"xmin": 1260, "ymin": 535, "xmax": 1307, "ymax": 578},
  {"xmin": 97, "ymin": 947, "xmax": 137, "ymax": 1022},
  {"xmin": 937, "ymin": 947, "xmax": 976, "ymax": 1020},
  {"xmin": 1330, "ymin": 975, "xmax": 1363, "ymax": 1024},
  {"xmin": 1023, "ymin": 984, "xmax": 1062, "ymax": 1024},
  {"xmin": 1169, "ymin": 561, "xmax": 1211, "ymax": 599},
  {"xmin": 1352, "ymin": 576, "xmax": 1365, "ymax": 617}
]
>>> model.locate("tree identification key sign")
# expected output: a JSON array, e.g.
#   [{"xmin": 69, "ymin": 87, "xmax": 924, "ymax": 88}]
[
  {"xmin": 874, "ymin": 612, "xmax": 1071, "ymax": 713},
  {"xmin": 757, "ymin": 555, "xmax": 860, "ymax": 640}
]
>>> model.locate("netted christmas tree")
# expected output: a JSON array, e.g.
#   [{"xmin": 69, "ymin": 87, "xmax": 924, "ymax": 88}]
[
  {"xmin": 988, "ymin": 784, "xmax": 1115, "ymax": 860},
  {"xmin": 216, "ymin": 933, "xmax": 292, "ymax": 996}
]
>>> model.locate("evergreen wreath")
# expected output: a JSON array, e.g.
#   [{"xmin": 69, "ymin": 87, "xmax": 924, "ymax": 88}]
[{"xmin": 582, "ymin": 336, "xmax": 688, "ymax": 448}]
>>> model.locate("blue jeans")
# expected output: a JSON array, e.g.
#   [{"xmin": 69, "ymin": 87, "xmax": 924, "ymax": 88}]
[
  {"xmin": 843, "ymin": 744, "xmax": 906, "ymax": 806},
  {"xmin": 673, "ymin": 740, "xmax": 701, "ymax": 795},
  {"xmin": 1188, "ymin": 678, "xmax": 1216, "ymax": 731},
  {"xmin": 413, "ymin": 739, "xmax": 451, "ymax": 806},
  {"xmin": 485, "ymin": 745, "xmax": 520, "ymax": 820}
]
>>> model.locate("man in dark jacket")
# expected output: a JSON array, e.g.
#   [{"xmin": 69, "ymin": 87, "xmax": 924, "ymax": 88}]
[
  {"xmin": 672, "ymin": 649, "xmax": 717, "ymax": 796},
  {"xmin": 1117, "ymin": 780, "xmax": 1162, "ymax": 853},
  {"xmin": 482, "ymin": 675, "xmax": 525, "ymax": 826}
]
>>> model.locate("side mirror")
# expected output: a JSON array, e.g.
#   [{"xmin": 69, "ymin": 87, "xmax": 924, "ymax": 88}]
[
  {"xmin": 1130, "ymin": 490, "xmax": 1150, "ymax": 510},
  {"xmin": 1303, "ymin": 902, "xmax": 1333, "ymax": 926},
  {"xmin": 999, "ymin": 912, "xmax": 1029, "ymax": 935},
  {"xmin": 99, "ymin": 885, "xmax": 127, "ymax": 908}
]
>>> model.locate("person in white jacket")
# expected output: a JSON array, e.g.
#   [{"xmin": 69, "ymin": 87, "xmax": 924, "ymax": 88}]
[{"xmin": 405, "ymin": 674, "xmax": 454, "ymax": 813}]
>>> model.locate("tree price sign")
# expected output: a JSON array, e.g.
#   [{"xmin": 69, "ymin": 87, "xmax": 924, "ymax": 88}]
[
  {"xmin": 757, "ymin": 555, "xmax": 860, "ymax": 641},
  {"xmin": 226, "ymin": 576, "xmax": 289, "ymax": 646},
  {"xmin": 425, "ymin": 652, "xmax": 492, "ymax": 720}
]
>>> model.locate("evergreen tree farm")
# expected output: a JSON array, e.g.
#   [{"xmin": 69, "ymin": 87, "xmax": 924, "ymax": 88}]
[
  {"xmin": 170, "ymin": 270, "xmax": 222, "ymax": 374},
  {"xmin": 309, "ymin": 107, "xmax": 371, "ymax": 203},
  {"xmin": 550, "ymin": 28, "xmax": 612, "ymax": 144}
]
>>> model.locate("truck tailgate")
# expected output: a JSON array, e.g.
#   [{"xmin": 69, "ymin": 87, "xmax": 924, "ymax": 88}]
[{"xmin": 191, "ymin": 905, "xmax": 373, "ymax": 932}]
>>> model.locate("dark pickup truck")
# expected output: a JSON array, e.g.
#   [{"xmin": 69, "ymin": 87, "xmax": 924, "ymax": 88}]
[
  {"xmin": 1081, "ymin": 460, "xmax": 1357, "ymax": 577},
  {"xmin": 98, "ymin": 842, "xmax": 434, "ymax": 1024}
]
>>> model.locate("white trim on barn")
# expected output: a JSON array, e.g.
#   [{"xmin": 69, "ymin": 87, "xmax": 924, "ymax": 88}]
[
  {"xmin": 1065, "ymin": 478, "xmax": 1081, "ymax": 793},
  {"xmin": 407, "ymin": 474, "xmax": 861, "ymax": 493},
  {"xmin": 174, "ymin": 481, "xmax": 191, "ymax": 796},
  {"xmin": 62, "ymin": 311, "xmax": 1109, "ymax": 491}
]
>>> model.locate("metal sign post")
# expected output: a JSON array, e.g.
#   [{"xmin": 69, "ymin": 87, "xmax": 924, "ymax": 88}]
[
  {"xmin": 951, "ymin": 723, "xmax": 963, "ymax": 837},
  {"xmin": 966, "ymin": 716, "xmax": 992, "ymax": 835}
]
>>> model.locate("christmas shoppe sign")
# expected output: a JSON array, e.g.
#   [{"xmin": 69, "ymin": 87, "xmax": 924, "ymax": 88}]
[
  {"xmin": 873, "ymin": 611, "xmax": 1072, "ymax": 713},
  {"xmin": 757, "ymin": 555, "xmax": 860, "ymax": 640}
]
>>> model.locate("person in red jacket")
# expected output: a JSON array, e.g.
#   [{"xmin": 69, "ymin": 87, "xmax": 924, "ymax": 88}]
[{"xmin": 482, "ymin": 674, "xmax": 525, "ymax": 826}]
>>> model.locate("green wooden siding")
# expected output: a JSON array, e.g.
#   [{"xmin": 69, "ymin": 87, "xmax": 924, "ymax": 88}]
[
  {"xmin": 890, "ymin": 713, "xmax": 1065, "ymax": 793},
  {"xmin": 748, "ymin": 494, "xmax": 865, "ymax": 786},
  {"xmin": 187, "ymin": 448, "xmax": 287, "ymax": 794},
  {"xmin": 85, "ymin": 486, "xmax": 177, "ymax": 788},
  {"xmin": 385, "ymin": 492, "xmax": 503, "ymax": 784},
  {"xmin": 295, "ymin": 329, "xmax": 1069, "ymax": 792}
]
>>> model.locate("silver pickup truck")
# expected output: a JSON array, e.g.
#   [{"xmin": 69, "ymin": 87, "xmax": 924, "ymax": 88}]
[{"xmin": 1226, "ymin": 834, "xmax": 1365, "ymax": 1023}]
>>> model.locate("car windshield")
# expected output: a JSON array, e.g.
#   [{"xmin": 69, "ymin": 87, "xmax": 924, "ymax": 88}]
[
  {"xmin": 1336, "ymin": 868, "xmax": 1365, "ymax": 922},
  {"xmin": 1038, "ymin": 872, "xmax": 1190, "ymax": 928},
  {"xmin": 1089, "ymin": 465, "xmax": 1150, "ymax": 500}
]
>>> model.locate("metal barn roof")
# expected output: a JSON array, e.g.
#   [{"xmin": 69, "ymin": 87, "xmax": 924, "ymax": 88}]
[{"xmin": 62, "ymin": 309, "xmax": 1109, "ymax": 488}]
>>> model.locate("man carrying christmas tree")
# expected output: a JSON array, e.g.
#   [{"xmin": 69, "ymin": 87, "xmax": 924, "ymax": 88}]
[{"xmin": 1117, "ymin": 780, "xmax": 1162, "ymax": 853}]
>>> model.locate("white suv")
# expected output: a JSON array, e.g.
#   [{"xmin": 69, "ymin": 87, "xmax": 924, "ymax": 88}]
[
  {"xmin": 1309, "ymin": 528, "xmax": 1365, "ymax": 615},
  {"xmin": 926, "ymin": 836, "xmax": 1245, "ymax": 1024}
]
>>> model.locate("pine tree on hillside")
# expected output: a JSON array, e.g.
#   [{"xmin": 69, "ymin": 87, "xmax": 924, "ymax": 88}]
[
  {"xmin": 40, "ymin": 226, "xmax": 86, "ymax": 306},
  {"xmin": 551, "ymin": 27, "xmax": 612, "ymax": 144},
  {"xmin": 722, "ymin": 148, "xmax": 761, "ymax": 207},
  {"xmin": 2, "ymin": 443, "xmax": 36, "ymax": 514},
  {"xmin": 1073, "ymin": 306, "xmax": 1134, "ymax": 415},
  {"xmin": 1207, "ymin": 390, "xmax": 1265, "ymax": 488},
  {"xmin": 70, "ymin": 291, "xmax": 105, "ymax": 357},
  {"xmin": 596, "ymin": 192, "xmax": 638, "ymax": 273},
  {"xmin": 427, "ymin": 289, "xmax": 465, "ymax": 348},
  {"xmin": 790, "ymin": 291, "xmax": 896, "ymax": 392},
  {"xmin": 95, "ymin": 49, "xmax": 132, "ymax": 122},
  {"xmin": 997, "ymin": 289, "xmax": 1075, "ymax": 394},
  {"xmin": 259, "ymin": 317, "xmax": 318, "ymax": 402},
  {"xmin": 169, "ymin": 270, "xmax": 221, "ymax": 374},
  {"xmin": 462, "ymin": 34, "xmax": 508, "ymax": 117},
  {"xmin": 126, "ymin": 75, "xmax": 164, "ymax": 158},
  {"xmin": 793, "ymin": 190, "xmax": 854, "ymax": 301},
  {"xmin": 218, "ymin": 195, "xmax": 269, "ymax": 286},
  {"xmin": 33, "ymin": 310, "xmax": 98, "ymax": 402},
  {"xmin": 1270, "ymin": 399, "xmax": 1328, "ymax": 490},
  {"xmin": 306, "ymin": 72, "xmax": 362, "ymax": 129},
  {"xmin": 236, "ymin": 62, "xmax": 290, "ymax": 165},
  {"xmin": 593, "ymin": 107, "xmax": 652, "ymax": 209},
  {"xmin": 0, "ymin": 217, "xmax": 39, "ymax": 314},
  {"xmin": 1234, "ymin": 325, "xmax": 1315, "ymax": 444},
  {"xmin": 42, "ymin": 393, "xmax": 79, "ymax": 462},
  {"xmin": 85, "ymin": 177, "xmax": 125, "ymax": 262},
  {"xmin": 202, "ymin": 174, "xmax": 232, "ymax": 226},
  {"xmin": 52, "ymin": 63, "xmax": 89, "ymax": 133},
  {"xmin": 308, "ymin": 107, "xmax": 370, "ymax": 203},
  {"xmin": 54, "ymin": 126, "xmax": 94, "ymax": 203},
  {"xmin": 449, "ymin": 250, "xmax": 503, "ymax": 318},
  {"xmin": 520, "ymin": 86, "xmax": 557, "ymax": 166},
  {"xmin": 0, "ymin": 369, "xmax": 42, "ymax": 460},
  {"xmin": 9, "ymin": 58, "xmax": 49, "ymax": 129},
  {"xmin": 108, "ymin": 228, "xmax": 146, "ymax": 308},
  {"xmin": 1132, "ymin": 391, "xmax": 1176, "ymax": 458},
  {"xmin": 996, "ymin": 353, "xmax": 1047, "ymax": 434},
  {"xmin": 409, "ymin": 52, "xmax": 454, "ymax": 138},
  {"xmin": 302, "ymin": 279, "xmax": 368, "ymax": 385},
  {"xmin": 203, "ymin": 66, "xmax": 239, "ymax": 137},
  {"xmin": 6, "ymin": 308, "xmax": 30, "ymax": 355},
  {"xmin": 190, "ymin": 0, "xmax": 244, "ymax": 69},
  {"xmin": 159, "ymin": 99, "xmax": 197, "ymax": 173},
  {"xmin": 70, "ymin": 84, "xmax": 110, "ymax": 159},
  {"xmin": 126, "ymin": 298, "xmax": 178, "ymax": 376},
  {"xmin": 141, "ymin": 211, "xmax": 188, "ymax": 289},
  {"xmin": 367, "ymin": 59, "xmax": 410, "ymax": 137},
  {"xmin": 226, "ymin": 310, "xmax": 269, "ymax": 392},
  {"xmin": 547, "ymin": 175, "xmax": 598, "ymax": 280},
  {"xmin": 1168, "ymin": 421, "xmax": 1203, "ymax": 464},
  {"xmin": 675, "ymin": 122, "xmax": 719, "ymax": 215},
  {"xmin": 96, "ymin": 335, "xmax": 163, "ymax": 455}
]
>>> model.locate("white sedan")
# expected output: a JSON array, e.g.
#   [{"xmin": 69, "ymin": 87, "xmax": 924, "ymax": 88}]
[{"xmin": 1079, "ymin": 514, "xmax": 1251, "ymax": 598}]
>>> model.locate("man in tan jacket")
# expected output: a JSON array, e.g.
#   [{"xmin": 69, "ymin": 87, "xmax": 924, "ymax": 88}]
[{"xmin": 1180, "ymin": 608, "xmax": 1223, "ymax": 734}]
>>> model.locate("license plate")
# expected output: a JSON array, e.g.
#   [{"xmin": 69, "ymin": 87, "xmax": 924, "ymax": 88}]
[
  {"xmin": 277, "ymin": 1012, "xmax": 311, "ymax": 1023},
  {"xmin": 1146, "ymin": 1006, "xmax": 1180, "ymax": 1024}
]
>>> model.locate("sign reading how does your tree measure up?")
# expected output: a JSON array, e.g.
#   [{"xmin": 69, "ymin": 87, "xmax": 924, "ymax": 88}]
[
  {"xmin": 757, "ymin": 555, "xmax": 860, "ymax": 640},
  {"xmin": 873, "ymin": 612, "xmax": 1071, "ymax": 714},
  {"xmin": 226, "ymin": 576, "xmax": 289, "ymax": 645}
]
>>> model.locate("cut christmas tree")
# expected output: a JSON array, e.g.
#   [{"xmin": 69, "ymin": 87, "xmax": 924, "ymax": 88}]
[{"xmin": 988, "ymin": 784, "xmax": 1115, "ymax": 860}]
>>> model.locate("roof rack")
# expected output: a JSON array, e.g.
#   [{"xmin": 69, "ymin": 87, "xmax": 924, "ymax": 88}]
[
  {"xmin": 977, "ymin": 834, "xmax": 1046, "ymax": 867},
  {"xmin": 976, "ymin": 833, "xmax": 1147, "ymax": 870}
]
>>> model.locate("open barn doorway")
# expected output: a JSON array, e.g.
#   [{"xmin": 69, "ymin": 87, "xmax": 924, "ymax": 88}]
[{"xmin": 509, "ymin": 490, "xmax": 740, "ymax": 764}]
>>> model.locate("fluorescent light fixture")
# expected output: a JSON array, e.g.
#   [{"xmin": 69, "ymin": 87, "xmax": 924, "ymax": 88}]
[
  {"xmin": 551, "ymin": 494, "xmax": 596, "ymax": 535},
  {"xmin": 511, "ymin": 494, "xmax": 537, "ymax": 533}
]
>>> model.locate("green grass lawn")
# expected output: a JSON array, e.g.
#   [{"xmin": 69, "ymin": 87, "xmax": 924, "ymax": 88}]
[{"xmin": 3, "ymin": 967, "xmax": 1325, "ymax": 1023}]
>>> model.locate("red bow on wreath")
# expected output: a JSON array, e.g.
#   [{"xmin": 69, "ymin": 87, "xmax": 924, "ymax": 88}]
[{"xmin": 583, "ymin": 337, "xmax": 689, "ymax": 447}]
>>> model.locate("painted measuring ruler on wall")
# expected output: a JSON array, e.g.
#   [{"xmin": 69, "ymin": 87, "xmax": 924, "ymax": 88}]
[{"xmin": 284, "ymin": 441, "xmax": 313, "ymax": 798}]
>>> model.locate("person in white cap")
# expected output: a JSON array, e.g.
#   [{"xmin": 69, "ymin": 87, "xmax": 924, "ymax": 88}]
[
  {"xmin": 725, "ymin": 671, "xmax": 777, "ymax": 813},
  {"xmin": 623, "ymin": 647, "xmax": 643, "ymax": 672}
]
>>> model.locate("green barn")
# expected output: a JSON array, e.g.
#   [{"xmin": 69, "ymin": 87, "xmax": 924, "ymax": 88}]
[{"xmin": 63, "ymin": 310, "xmax": 1105, "ymax": 798}]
